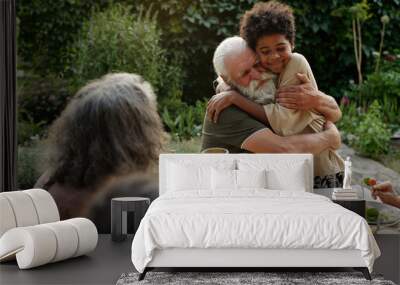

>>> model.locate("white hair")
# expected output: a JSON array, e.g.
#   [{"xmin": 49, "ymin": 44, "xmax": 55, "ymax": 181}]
[{"xmin": 213, "ymin": 36, "xmax": 248, "ymax": 77}]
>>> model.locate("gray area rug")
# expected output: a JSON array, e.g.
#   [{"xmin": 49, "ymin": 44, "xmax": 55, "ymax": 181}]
[{"xmin": 116, "ymin": 272, "xmax": 396, "ymax": 285}]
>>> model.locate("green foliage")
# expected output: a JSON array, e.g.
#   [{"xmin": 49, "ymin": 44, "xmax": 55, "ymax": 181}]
[
  {"xmin": 17, "ymin": 114, "xmax": 46, "ymax": 146},
  {"xmin": 374, "ymin": 15, "xmax": 390, "ymax": 73},
  {"xmin": 332, "ymin": 0, "xmax": 372, "ymax": 85},
  {"xmin": 16, "ymin": 0, "xmax": 109, "ymax": 74},
  {"xmin": 17, "ymin": 0, "xmax": 400, "ymax": 102},
  {"xmin": 353, "ymin": 101, "xmax": 391, "ymax": 158},
  {"xmin": 17, "ymin": 142, "xmax": 46, "ymax": 189},
  {"xmin": 16, "ymin": 0, "xmax": 400, "ymax": 146},
  {"xmin": 160, "ymin": 97, "xmax": 206, "ymax": 141},
  {"xmin": 339, "ymin": 100, "xmax": 394, "ymax": 158},
  {"xmin": 337, "ymin": 102, "xmax": 364, "ymax": 146},
  {"xmin": 332, "ymin": 0, "xmax": 371, "ymax": 21},
  {"xmin": 140, "ymin": 0, "xmax": 258, "ymax": 102},
  {"xmin": 349, "ymin": 0, "xmax": 371, "ymax": 21},
  {"xmin": 67, "ymin": 4, "xmax": 178, "ymax": 97},
  {"xmin": 142, "ymin": 0, "xmax": 400, "ymax": 100},
  {"xmin": 346, "ymin": 70, "xmax": 400, "ymax": 128},
  {"xmin": 17, "ymin": 74, "xmax": 72, "ymax": 128},
  {"xmin": 166, "ymin": 137, "xmax": 202, "ymax": 153},
  {"xmin": 380, "ymin": 49, "xmax": 400, "ymax": 73}
]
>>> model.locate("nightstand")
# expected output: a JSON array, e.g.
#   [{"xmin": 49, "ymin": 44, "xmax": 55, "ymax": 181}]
[
  {"xmin": 332, "ymin": 199, "xmax": 365, "ymax": 218},
  {"xmin": 313, "ymin": 188, "xmax": 366, "ymax": 217}
]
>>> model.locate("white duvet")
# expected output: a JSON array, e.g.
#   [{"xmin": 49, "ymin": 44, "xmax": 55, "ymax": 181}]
[{"xmin": 131, "ymin": 190, "xmax": 380, "ymax": 273}]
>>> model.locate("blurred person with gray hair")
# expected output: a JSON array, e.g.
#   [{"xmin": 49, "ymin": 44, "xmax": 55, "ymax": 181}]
[{"xmin": 35, "ymin": 73, "xmax": 166, "ymax": 233}]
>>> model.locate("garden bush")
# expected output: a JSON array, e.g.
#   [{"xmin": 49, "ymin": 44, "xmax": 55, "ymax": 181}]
[
  {"xmin": 380, "ymin": 49, "xmax": 400, "ymax": 73},
  {"xmin": 339, "ymin": 100, "xmax": 393, "ymax": 158},
  {"xmin": 345, "ymin": 70, "xmax": 400, "ymax": 129},
  {"xmin": 17, "ymin": 74, "xmax": 72, "ymax": 140},
  {"xmin": 17, "ymin": 142, "xmax": 46, "ymax": 189},
  {"xmin": 16, "ymin": 0, "xmax": 108, "ymax": 74},
  {"xmin": 67, "ymin": 4, "xmax": 181, "ymax": 98},
  {"xmin": 18, "ymin": 1, "xmax": 400, "ymax": 103},
  {"xmin": 16, "ymin": 0, "xmax": 400, "ymax": 147},
  {"xmin": 17, "ymin": 115, "xmax": 46, "ymax": 146},
  {"xmin": 353, "ymin": 101, "xmax": 391, "ymax": 158},
  {"xmin": 141, "ymin": 0, "xmax": 400, "ymax": 100},
  {"xmin": 337, "ymin": 102, "xmax": 364, "ymax": 146},
  {"xmin": 160, "ymin": 96, "xmax": 207, "ymax": 141}
]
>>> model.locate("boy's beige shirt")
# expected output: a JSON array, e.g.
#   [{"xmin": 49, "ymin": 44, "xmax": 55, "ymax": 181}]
[{"xmin": 263, "ymin": 53, "xmax": 344, "ymax": 177}]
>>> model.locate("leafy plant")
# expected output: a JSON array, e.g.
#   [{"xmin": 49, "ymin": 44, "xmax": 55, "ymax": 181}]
[
  {"xmin": 67, "ymin": 4, "xmax": 180, "ymax": 99},
  {"xmin": 380, "ymin": 49, "xmax": 400, "ymax": 73},
  {"xmin": 375, "ymin": 15, "xmax": 390, "ymax": 73},
  {"xmin": 17, "ymin": 1, "xmax": 400, "ymax": 104},
  {"xmin": 17, "ymin": 114, "xmax": 46, "ymax": 146},
  {"xmin": 16, "ymin": 0, "xmax": 107, "ymax": 74},
  {"xmin": 353, "ymin": 100, "xmax": 391, "ymax": 158},
  {"xmin": 17, "ymin": 142, "xmax": 46, "ymax": 189},
  {"xmin": 337, "ymin": 102, "xmax": 364, "ymax": 146},
  {"xmin": 17, "ymin": 73, "xmax": 72, "ymax": 128},
  {"xmin": 161, "ymin": 97, "xmax": 206, "ymax": 141},
  {"xmin": 143, "ymin": 0, "xmax": 400, "ymax": 101},
  {"xmin": 345, "ymin": 70, "xmax": 400, "ymax": 128},
  {"xmin": 166, "ymin": 136, "xmax": 202, "ymax": 153},
  {"xmin": 332, "ymin": 0, "xmax": 371, "ymax": 85}
]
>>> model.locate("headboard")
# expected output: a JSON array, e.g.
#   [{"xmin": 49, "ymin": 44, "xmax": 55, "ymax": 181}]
[{"xmin": 159, "ymin": 153, "xmax": 314, "ymax": 195}]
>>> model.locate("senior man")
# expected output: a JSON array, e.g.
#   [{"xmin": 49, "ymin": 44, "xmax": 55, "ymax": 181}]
[
  {"xmin": 201, "ymin": 37, "xmax": 342, "ymax": 179},
  {"xmin": 203, "ymin": 36, "xmax": 344, "ymax": 187}
]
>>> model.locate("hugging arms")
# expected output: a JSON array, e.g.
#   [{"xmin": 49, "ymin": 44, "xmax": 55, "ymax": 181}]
[
  {"xmin": 207, "ymin": 72, "xmax": 341, "ymax": 126},
  {"xmin": 201, "ymin": 2, "xmax": 344, "ymax": 188}
]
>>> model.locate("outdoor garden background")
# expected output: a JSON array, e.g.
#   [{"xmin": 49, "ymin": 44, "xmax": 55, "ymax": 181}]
[{"xmin": 16, "ymin": 0, "xmax": 400, "ymax": 190}]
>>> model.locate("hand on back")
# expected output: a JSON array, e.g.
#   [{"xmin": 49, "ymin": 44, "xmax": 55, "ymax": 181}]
[
  {"xmin": 276, "ymin": 73, "xmax": 318, "ymax": 110},
  {"xmin": 207, "ymin": 91, "xmax": 239, "ymax": 123}
]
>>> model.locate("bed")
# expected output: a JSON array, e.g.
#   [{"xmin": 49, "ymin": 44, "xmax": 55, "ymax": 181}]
[{"xmin": 131, "ymin": 154, "xmax": 380, "ymax": 280}]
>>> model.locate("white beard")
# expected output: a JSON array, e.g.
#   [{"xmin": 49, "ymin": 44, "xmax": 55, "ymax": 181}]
[{"xmin": 234, "ymin": 72, "xmax": 277, "ymax": 105}]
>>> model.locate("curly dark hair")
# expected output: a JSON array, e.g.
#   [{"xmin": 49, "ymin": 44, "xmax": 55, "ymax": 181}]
[
  {"xmin": 44, "ymin": 73, "xmax": 166, "ymax": 189},
  {"xmin": 240, "ymin": 1, "xmax": 296, "ymax": 50}
]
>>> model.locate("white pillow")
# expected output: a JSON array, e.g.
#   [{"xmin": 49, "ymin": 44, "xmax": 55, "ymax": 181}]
[
  {"xmin": 237, "ymin": 169, "xmax": 267, "ymax": 189},
  {"xmin": 211, "ymin": 169, "xmax": 267, "ymax": 190},
  {"xmin": 238, "ymin": 159, "xmax": 310, "ymax": 192},
  {"xmin": 168, "ymin": 163, "xmax": 211, "ymax": 191},
  {"xmin": 167, "ymin": 159, "xmax": 236, "ymax": 192},
  {"xmin": 211, "ymin": 169, "xmax": 237, "ymax": 190},
  {"xmin": 266, "ymin": 166, "xmax": 307, "ymax": 191}
]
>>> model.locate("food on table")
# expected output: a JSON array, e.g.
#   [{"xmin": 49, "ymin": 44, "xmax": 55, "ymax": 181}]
[
  {"xmin": 366, "ymin": 207, "xmax": 379, "ymax": 223},
  {"xmin": 363, "ymin": 177, "xmax": 377, "ymax": 186},
  {"xmin": 366, "ymin": 205, "xmax": 399, "ymax": 225}
]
